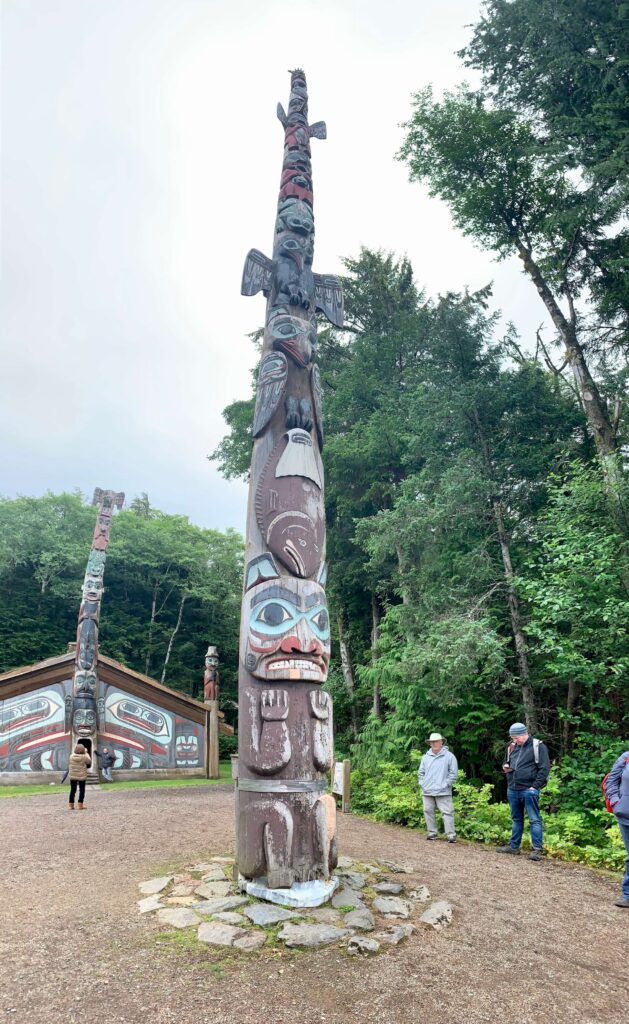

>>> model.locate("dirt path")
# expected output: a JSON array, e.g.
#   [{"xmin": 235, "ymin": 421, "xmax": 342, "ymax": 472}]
[{"xmin": 1, "ymin": 785, "xmax": 626, "ymax": 1024}]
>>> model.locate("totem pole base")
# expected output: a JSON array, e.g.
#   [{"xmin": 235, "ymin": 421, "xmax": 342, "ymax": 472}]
[{"xmin": 240, "ymin": 875, "xmax": 339, "ymax": 909}]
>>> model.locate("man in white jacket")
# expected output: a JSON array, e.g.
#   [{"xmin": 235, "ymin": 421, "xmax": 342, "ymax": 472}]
[{"xmin": 417, "ymin": 732, "xmax": 458, "ymax": 843}]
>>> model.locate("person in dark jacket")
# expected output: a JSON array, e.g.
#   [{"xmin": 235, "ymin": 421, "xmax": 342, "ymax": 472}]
[
  {"xmin": 605, "ymin": 750, "xmax": 629, "ymax": 908},
  {"xmin": 496, "ymin": 722, "xmax": 550, "ymax": 861},
  {"xmin": 95, "ymin": 746, "xmax": 115, "ymax": 783}
]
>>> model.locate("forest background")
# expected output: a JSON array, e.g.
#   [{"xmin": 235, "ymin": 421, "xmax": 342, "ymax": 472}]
[{"xmin": 1, "ymin": 0, "xmax": 627, "ymax": 869}]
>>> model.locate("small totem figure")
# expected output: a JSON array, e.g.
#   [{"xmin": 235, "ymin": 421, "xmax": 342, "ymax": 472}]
[
  {"xmin": 237, "ymin": 71, "xmax": 343, "ymax": 903},
  {"xmin": 203, "ymin": 646, "xmax": 220, "ymax": 703}
]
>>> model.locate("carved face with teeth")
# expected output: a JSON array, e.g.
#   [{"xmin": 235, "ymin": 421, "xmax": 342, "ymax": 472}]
[{"xmin": 244, "ymin": 577, "xmax": 330, "ymax": 683}]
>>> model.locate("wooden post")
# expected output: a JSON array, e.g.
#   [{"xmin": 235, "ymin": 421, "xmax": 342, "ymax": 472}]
[
  {"xmin": 342, "ymin": 758, "xmax": 351, "ymax": 814},
  {"xmin": 208, "ymin": 699, "xmax": 220, "ymax": 779},
  {"xmin": 204, "ymin": 707, "xmax": 210, "ymax": 779}
]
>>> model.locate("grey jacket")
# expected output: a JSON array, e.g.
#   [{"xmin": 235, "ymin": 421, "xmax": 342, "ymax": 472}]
[
  {"xmin": 418, "ymin": 746, "xmax": 458, "ymax": 796},
  {"xmin": 607, "ymin": 751, "xmax": 629, "ymax": 826}
]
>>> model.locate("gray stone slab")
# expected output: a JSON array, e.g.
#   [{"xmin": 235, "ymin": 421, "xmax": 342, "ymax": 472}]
[
  {"xmin": 372, "ymin": 896, "xmax": 412, "ymax": 918},
  {"xmin": 233, "ymin": 932, "xmax": 267, "ymax": 952},
  {"xmin": 277, "ymin": 923, "xmax": 349, "ymax": 948},
  {"xmin": 344, "ymin": 907, "xmax": 375, "ymax": 932},
  {"xmin": 374, "ymin": 923, "xmax": 416, "ymax": 946},
  {"xmin": 194, "ymin": 881, "xmax": 233, "ymax": 899},
  {"xmin": 408, "ymin": 885, "xmax": 431, "ymax": 903},
  {"xmin": 170, "ymin": 883, "xmax": 196, "ymax": 897},
  {"xmin": 244, "ymin": 904, "xmax": 299, "ymax": 927},
  {"xmin": 420, "ymin": 901, "xmax": 453, "ymax": 929},
  {"xmin": 331, "ymin": 886, "xmax": 364, "ymax": 910},
  {"xmin": 336, "ymin": 855, "xmax": 355, "ymax": 869},
  {"xmin": 156, "ymin": 907, "xmax": 199, "ymax": 929},
  {"xmin": 194, "ymin": 895, "xmax": 248, "ymax": 915},
  {"xmin": 212, "ymin": 912, "xmax": 247, "ymax": 925},
  {"xmin": 137, "ymin": 895, "xmax": 163, "ymax": 914},
  {"xmin": 372, "ymin": 882, "xmax": 403, "ymax": 895},
  {"xmin": 339, "ymin": 871, "xmax": 367, "ymax": 890},
  {"xmin": 201, "ymin": 867, "xmax": 228, "ymax": 882},
  {"xmin": 347, "ymin": 936, "xmax": 380, "ymax": 956},
  {"xmin": 307, "ymin": 907, "xmax": 342, "ymax": 925},
  {"xmin": 138, "ymin": 875, "xmax": 172, "ymax": 895},
  {"xmin": 379, "ymin": 860, "xmax": 414, "ymax": 874},
  {"xmin": 197, "ymin": 922, "xmax": 247, "ymax": 946}
]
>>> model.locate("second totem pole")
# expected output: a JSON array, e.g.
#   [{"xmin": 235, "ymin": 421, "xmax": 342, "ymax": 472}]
[{"xmin": 236, "ymin": 70, "xmax": 344, "ymax": 904}]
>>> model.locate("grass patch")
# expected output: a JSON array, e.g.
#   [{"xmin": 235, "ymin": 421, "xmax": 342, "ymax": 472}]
[{"xmin": 0, "ymin": 763, "xmax": 231, "ymax": 798}]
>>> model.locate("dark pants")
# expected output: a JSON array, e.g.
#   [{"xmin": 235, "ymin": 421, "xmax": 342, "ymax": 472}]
[
  {"xmin": 69, "ymin": 780, "xmax": 86, "ymax": 804},
  {"xmin": 507, "ymin": 788, "xmax": 543, "ymax": 850},
  {"xmin": 618, "ymin": 820, "xmax": 629, "ymax": 900}
]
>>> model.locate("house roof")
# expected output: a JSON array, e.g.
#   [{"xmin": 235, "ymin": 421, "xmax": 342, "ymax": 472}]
[{"xmin": 0, "ymin": 652, "xmax": 215, "ymax": 726}]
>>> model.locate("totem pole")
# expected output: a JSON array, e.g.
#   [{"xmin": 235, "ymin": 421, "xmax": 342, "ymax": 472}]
[
  {"xmin": 66, "ymin": 489, "xmax": 125, "ymax": 772},
  {"xmin": 237, "ymin": 70, "xmax": 344, "ymax": 905},
  {"xmin": 203, "ymin": 646, "xmax": 221, "ymax": 779}
]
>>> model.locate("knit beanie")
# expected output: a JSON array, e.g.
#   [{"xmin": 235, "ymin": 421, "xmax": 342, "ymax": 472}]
[{"xmin": 509, "ymin": 722, "xmax": 528, "ymax": 736}]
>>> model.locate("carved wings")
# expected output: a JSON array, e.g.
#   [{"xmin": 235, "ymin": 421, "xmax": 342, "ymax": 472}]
[
  {"xmin": 241, "ymin": 249, "xmax": 273, "ymax": 298},
  {"xmin": 313, "ymin": 274, "xmax": 344, "ymax": 327},
  {"xmin": 253, "ymin": 351, "xmax": 288, "ymax": 438}
]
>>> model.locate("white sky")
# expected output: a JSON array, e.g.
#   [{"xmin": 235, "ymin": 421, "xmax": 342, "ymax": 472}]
[{"xmin": 1, "ymin": 0, "xmax": 549, "ymax": 532}]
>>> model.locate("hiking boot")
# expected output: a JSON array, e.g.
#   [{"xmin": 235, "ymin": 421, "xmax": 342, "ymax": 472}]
[
  {"xmin": 496, "ymin": 845, "xmax": 520, "ymax": 855},
  {"xmin": 614, "ymin": 897, "xmax": 629, "ymax": 908},
  {"xmin": 528, "ymin": 849, "xmax": 543, "ymax": 862},
  {"xmin": 78, "ymin": 803, "xmax": 86, "ymax": 810},
  {"xmin": 69, "ymin": 804, "xmax": 75, "ymax": 810},
  {"xmin": 447, "ymin": 836, "xmax": 457, "ymax": 844},
  {"xmin": 426, "ymin": 833, "xmax": 438, "ymax": 841}
]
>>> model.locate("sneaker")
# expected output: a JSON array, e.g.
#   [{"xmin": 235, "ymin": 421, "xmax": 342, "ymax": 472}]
[
  {"xmin": 496, "ymin": 845, "xmax": 520, "ymax": 855},
  {"xmin": 447, "ymin": 836, "xmax": 457, "ymax": 844},
  {"xmin": 426, "ymin": 833, "xmax": 438, "ymax": 841},
  {"xmin": 528, "ymin": 849, "xmax": 543, "ymax": 862},
  {"xmin": 614, "ymin": 897, "xmax": 629, "ymax": 908}
]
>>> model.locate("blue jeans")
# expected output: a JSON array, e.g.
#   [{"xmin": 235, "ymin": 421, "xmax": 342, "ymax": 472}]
[
  {"xmin": 618, "ymin": 821, "xmax": 629, "ymax": 899},
  {"xmin": 507, "ymin": 788, "xmax": 543, "ymax": 850}
]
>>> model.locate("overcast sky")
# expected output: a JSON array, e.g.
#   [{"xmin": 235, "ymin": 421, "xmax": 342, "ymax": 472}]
[{"xmin": 1, "ymin": 0, "xmax": 548, "ymax": 533}]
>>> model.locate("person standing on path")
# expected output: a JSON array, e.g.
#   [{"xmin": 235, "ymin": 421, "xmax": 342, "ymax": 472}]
[
  {"xmin": 417, "ymin": 732, "xmax": 458, "ymax": 843},
  {"xmin": 605, "ymin": 750, "xmax": 629, "ymax": 908},
  {"xmin": 68, "ymin": 743, "xmax": 91, "ymax": 810},
  {"xmin": 497, "ymin": 722, "xmax": 550, "ymax": 861},
  {"xmin": 95, "ymin": 746, "xmax": 115, "ymax": 783}
]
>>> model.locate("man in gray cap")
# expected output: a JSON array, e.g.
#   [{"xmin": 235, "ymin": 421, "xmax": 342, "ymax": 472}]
[
  {"xmin": 497, "ymin": 722, "xmax": 550, "ymax": 861},
  {"xmin": 417, "ymin": 733, "xmax": 458, "ymax": 842}
]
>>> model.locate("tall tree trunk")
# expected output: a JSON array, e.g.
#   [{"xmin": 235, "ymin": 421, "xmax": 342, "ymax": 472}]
[
  {"xmin": 161, "ymin": 595, "xmax": 186, "ymax": 684},
  {"xmin": 562, "ymin": 678, "xmax": 580, "ymax": 756},
  {"xmin": 473, "ymin": 412, "xmax": 539, "ymax": 734},
  {"xmin": 145, "ymin": 583, "xmax": 159, "ymax": 675},
  {"xmin": 371, "ymin": 594, "xmax": 382, "ymax": 720},
  {"xmin": 337, "ymin": 612, "xmax": 359, "ymax": 737},
  {"xmin": 395, "ymin": 541, "xmax": 410, "ymax": 605}
]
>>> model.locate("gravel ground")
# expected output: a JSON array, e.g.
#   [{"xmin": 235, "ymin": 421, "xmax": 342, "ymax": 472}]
[{"xmin": 1, "ymin": 785, "xmax": 627, "ymax": 1024}]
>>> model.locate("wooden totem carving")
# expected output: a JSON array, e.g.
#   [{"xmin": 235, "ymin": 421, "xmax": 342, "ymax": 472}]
[
  {"xmin": 66, "ymin": 489, "xmax": 124, "ymax": 760},
  {"xmin": 237, "ymin": 70, "xmax": 343, "ymax": 892}
]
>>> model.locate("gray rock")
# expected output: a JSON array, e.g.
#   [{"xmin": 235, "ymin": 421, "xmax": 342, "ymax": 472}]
[
  {"xmin": 201, "ymin": 867, "xmax": 228, "ymax": 882},
  {"xmin": 372, "ymin": 896, "xmax": 412, "ymax": 918},
  {"xmin": 190, "ymin": 862, "xmax": 214, "ymax": 873},
  {"xmin": 170, "ymin": 883, "xmax": 196, "ymax": 897},
  {"xmin": 138, "ymin": 875, "xmax": 172, "ymax": 895},
  {"xmin": 212, "ymin": 912, "xmax": 247, "ymax": 925},
  {"xmin": 307, "ymin": 907, "xmax": 342, "ymax": 925},
  {"xmin": 420, "ymin": 901, "xmax": 453, "ymax": 930},
  {"xmin": 197, "ymin": 922, "xmax": 247, "ymax": 946},
  {"xmin": 344, "ymin": 907, "xmax": 375, "ymax": 932},
  {"xmin": 336, "ymin": 855, "xmax": 355, "ymax": 869},
  {"xmin": 339, "ymin": 871, "xmax": 367, "ymax": 890},
  {"xmin": 372, "ymin": 882, "xmax": 403, "ymax": 895},
  {"xmin": 194, "ymin": 895, "xmax": 248, "ymax": 915},
  {"xmin": 374, "ymin": 924, "xmax": 416, "ymax": 946},
  {"xmin": 244, "ymin": 904, "xmax": 298, "ymax": 927},
  {"xmin": 347, "ymin": 936, "xmax": 380, "ymax": 956},
  {"xmin": 331, "ymin": 886, "xmax": 364, "ymax": 910},
  {"xmin": 409, "ymin": 885, "xmax": 431, "ymax": 903},
  {"xmin": 363, "ymin": 864, "xmax": 380, "ymax": 875},
  {"xmin": 194, "ymin": 881, "xmax": 233, "ymax": 899},
  {"xmin": 137, "ymin": 895, "xmax": 164, "ymax": 914},
  {"xmin": 379, "ymin": 860, "xmax": 414, "ymax": 874},
  {"xmin": 277, "ymin": 923, "xmax": 349, "ymax": 948},
  {"xmin": 233, "ymin": 932, "xmax": 267, "ymax": 952},
  {"xmin": 156, "ymin": 907, "xmax": 199, "ymax": 929}
]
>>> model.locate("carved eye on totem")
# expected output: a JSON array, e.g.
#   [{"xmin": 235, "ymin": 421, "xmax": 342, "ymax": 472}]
[
  {"xmin": 311, "ymin": 609, "xmax": 329, "ymax": 634},
  {"xmin": 273, "ymin": 320, "xmax": 300, "ymax": 339},
  {"xmin": 256, "ymin": 602, "xmax": 292, "ymax": 628}
]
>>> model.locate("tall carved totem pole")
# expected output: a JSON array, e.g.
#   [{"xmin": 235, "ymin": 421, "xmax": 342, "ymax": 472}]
[
  {"xmin": 237, "ymin": 70, "xmax": 344, "ymax": 905},
  {"xmin": 66, "ymin": 489, "xmax": 125, "ymax": 770}
]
